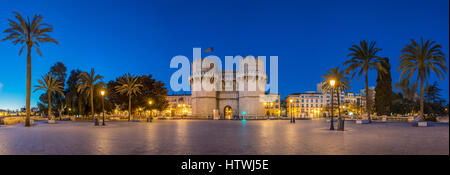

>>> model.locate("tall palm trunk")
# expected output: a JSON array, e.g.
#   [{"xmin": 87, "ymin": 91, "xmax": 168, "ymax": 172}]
[
  {"xmin": 419, "ymin": 77, "xmax": 424, "ymax": 120},
  {"xmin": 337, "ymin": 89, "xmax": 342, "ymax": 130},
  {"xmin": 58, "ymin": 98, "xmax": 63, "ymax": 120},
  {"xmin": 128, "ymin": 96, "xmax": 132, "ymax": 121},
  {"xmin": 90, "ymin": 88, "xmax": 95, "ymax": 121},
  {"xmin": 47, "ymin": 91, "xmax": 52, "ymax": 120},
  {"xmin": 365, "ymin": 71, "xmax": 371, "ymax": 122},
  {"xmin": 25, "ymin": 45, "xmax": 32, "ymax": 127},
  {"xmin": 78, "ymin": 95, "xmax": 82, "ymax": 117}
]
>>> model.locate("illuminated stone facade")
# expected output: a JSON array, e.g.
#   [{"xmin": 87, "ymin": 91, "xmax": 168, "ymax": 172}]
[{"xmin": 190, "ymin": 57, "xmax": 267, "ymax": 119}]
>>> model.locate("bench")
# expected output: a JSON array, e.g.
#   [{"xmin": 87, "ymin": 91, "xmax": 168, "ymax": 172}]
[{"xmin": 410, "ymin": 116, "xmax": 428, "ymax": 127}]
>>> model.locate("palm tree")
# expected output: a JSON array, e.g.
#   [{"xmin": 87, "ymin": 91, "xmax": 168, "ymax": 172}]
[
  {"xmin": 321, "ymin": 67, "xmax": 351, "ymax": 130},
  {"xmin": 77, "ymin": 68, "xmax": 105, "ymax": 125},
  {"xmin": 33, "ymin": 73, "xmax": 65, "ymax": 121},
  {"xmin": 115, "ymin": 74, "xmax": 143, "ymax": 121},
  {"xmin": 398, "ymin": 38, "xmax": 447, "ymax": 121},
  {"xmin": 2, "ymin": 12, "xmax": 58, "ymax": 127},
  {"xmin": 344, "ymin": 40, "xmax": 386, "ymax": 122}
]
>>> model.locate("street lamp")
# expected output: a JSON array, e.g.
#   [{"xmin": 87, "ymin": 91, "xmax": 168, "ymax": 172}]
[
  {"xmin": 101, "ymin": 90, "xmax": 105, "ymax": 126},
  {"xmin": 148, "ymin": 100, "xmax": 153, "ymax": 122},
  {"xmin": 329, "ymin": 80, "xmax": 335, "ymax": 130},
  {"xmin": 289, "ymin": 99, "xmax": 294, "ymax": 123}
]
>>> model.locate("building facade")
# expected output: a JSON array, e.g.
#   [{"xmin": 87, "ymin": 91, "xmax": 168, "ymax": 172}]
[
  {"xmin": 190, "ymin": 57, "xmax": 267, "ymax": 119},
  {"xmin": 164, "ymin": 95, "xmax": 192, "ymax": 117},
  {"xmin": 263, "ymin": 93, "xmax": 281, "ymax": 117},
  {"xmin": 286, "ymin": 92, "xmax": 326, "ymax": 118}
]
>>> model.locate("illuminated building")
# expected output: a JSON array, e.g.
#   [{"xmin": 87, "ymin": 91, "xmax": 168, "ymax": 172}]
[
  {"xmin": 286, "ymin": 92, "xmax": 326, "ymax": 119},
  {"xmin": 263, "ymin": 93, "xmax": 281, "ymax": 117},
  {"xmin": 165, "ymin": 95, "xmax": 192, "ymax": 117},
  {"xmin": 190, "ymin": 57, "xmax": 267, "ymax": 119}
]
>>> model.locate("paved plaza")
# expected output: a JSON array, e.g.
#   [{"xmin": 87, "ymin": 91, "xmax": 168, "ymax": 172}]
[{"xmin": 0, "ymin": 120, "xmax": 448, "ymax": 155}]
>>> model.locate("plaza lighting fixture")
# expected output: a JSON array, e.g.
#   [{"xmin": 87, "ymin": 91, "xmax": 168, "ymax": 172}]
[
  {"xmin": 329, "ymin": 80, "xmax": 335, "ymax": 130},
  {"xmin": 100, "ymin": 90, "xmax": 105, "ymax": 126},
  {"xmin": 148, "ymin": 100, "xmax": 153, "ymax": 122},
  {"xmin": 289, "ymin": 99, "xmax": 295, "ymax": 123},
  {"xmin": 330, "ymin": 80, "xmax": 335, "ymax": 86}
]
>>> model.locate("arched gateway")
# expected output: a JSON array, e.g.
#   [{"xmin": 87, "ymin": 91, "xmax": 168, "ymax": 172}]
[
  {"xmin": 224, "ymin": 106, "xmax": 232, "ymax": 120},
  {"xmin": 190, "ymin": 57, "xmax": 267, "ymax": 119}
]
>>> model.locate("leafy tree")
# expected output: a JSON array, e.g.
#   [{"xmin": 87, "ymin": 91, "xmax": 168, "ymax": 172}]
[
  {"xmin": 375, "ymin": 58, "xmax": 393, "ymax": 116},
  {"xmin": 424, "ymin": 81, "xmax": 443, "ymax": 103},
  {"xmin": 108, "ymin": 74, "xmax": 168, "ymax": 118},
  {"xmin": 2, "ymin": 12, "xmax": 58, "ymax": 126},
  {"xmin": 424, "ymin": 82, "xmax": 446, "ymax": 117},
  {"xmin": 134, "ymin": 75, "xmax": 169, "ymax": 112},
  {"xmin": 398, "ymin": 38, "xmax": 447, "ymax": 120},
  {"xmin": 394, "ymin": 79, "xmax": 417, "ymax": 101},
  {"xmin": 49, "ymin": 62, "xmax": 67, "ymax": 119},
  {"xmin": 66, "ymin": 69, "xmax": 83, "ymax": 116},
  {"xmin": 34, "ymin": 73, "xmax": 65, "ymax": 120},
  {"xmin": 344, "ymin": 40, "xmax": 386, "ymax": 122}
]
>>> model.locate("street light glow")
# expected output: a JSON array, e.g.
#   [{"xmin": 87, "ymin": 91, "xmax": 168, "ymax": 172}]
[
  {"xmin": 100, "ymin": 90, "xmax": 105, "ymax": 96},
  {"xmin": 330, "ymin": 80, "xmax": 335, "ymax": 86}
]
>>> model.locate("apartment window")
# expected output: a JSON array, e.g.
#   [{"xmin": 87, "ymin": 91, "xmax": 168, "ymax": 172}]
[
  {"xmin": 301, "ymin": 99, "xmax": 304, "ymax": 103},
  {"xmin": 302, "ymin": 104, "xmax": 304, "ymax": 107}
]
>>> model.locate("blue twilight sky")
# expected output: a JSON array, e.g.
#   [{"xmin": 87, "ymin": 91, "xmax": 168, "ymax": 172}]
[{"xmin": 0, "ymin": 0, "xmax": 449, "ymax": 110}]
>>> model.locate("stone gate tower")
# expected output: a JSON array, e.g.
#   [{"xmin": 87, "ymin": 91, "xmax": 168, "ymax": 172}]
[{"xmin": 190, "ymin": 56, "xmax": 267, "ymax": 119}]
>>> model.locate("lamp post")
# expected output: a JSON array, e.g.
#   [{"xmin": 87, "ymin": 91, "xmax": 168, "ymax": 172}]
[
  {"xmin": 269, "ymin": 102, "xmax": 273, "ymax": 119},
  {"xmin": 329, "ymin": 80, "xmax": 335, "ymax": 130},
  {"xmin": 148, "ymin": 100, "xmax": 153, "ymax": 122},
  {"xmin": 289, "ymin": 99, "xmax": 294, "ymax": 123},
  {"xmin": 100, "ymin": 90, "xmax": 105, "ymax": 126}
]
